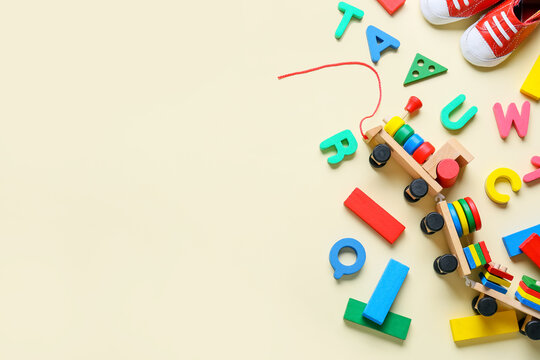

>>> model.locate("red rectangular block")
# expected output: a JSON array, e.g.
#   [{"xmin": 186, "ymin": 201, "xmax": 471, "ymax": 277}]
[
  {"xmin": 344, "ymin": 188, "xmax": 405, "ymax": 244},
  {"xmin": 376, "ymin": 0, "xmax": 406, "ymax": 15},
  {"xmin": 479, "ymin": 241, "xmax": 492, "ymax": 264},
  {"xmin": 520, "ymin": 233, "xmax": 540, "ymax": 268},
  {"xmin": 484, "ymin": 263, "xmax": 514, "ymax": 281}
]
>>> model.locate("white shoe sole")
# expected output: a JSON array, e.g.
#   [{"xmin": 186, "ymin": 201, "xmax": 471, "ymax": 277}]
[
  {"xmin": 420, "ymin": 0, "xmax": 466, "ymax": 25},
  {"xmin": 460, "ymin": 21, "xmax": 510, "ymax": 67}
]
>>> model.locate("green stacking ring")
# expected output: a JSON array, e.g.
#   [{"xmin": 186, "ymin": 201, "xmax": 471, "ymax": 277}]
[
  {"xmin": 394, "ymin": 124, "xmax": 415, "ymax": 146},
  {"xmin": 458, "ymin": 198, "xmax": 476, "ymax": 233}
]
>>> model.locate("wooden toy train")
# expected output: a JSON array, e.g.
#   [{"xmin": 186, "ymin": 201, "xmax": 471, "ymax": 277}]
[{"xmin": 363, "ymin": 97, "xmax": 540, "ymax": 341}]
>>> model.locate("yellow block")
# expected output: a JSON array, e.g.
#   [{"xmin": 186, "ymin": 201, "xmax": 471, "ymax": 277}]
[
  {"xmin": 450, "ymin": 311, "xmax": 519, "ymax": 342},
  {"xmin": 521, "ymin": 55, "xmax": 540, "ymax": 101},
  {"xmin": 452, "ymin": 201, "xmax": 469, "ymax": 235},
  {"xmin": 468, "ymin": 245, "xmax": 481, "ymax": 267},
  {"xmin": 517, "ymin": 286, "xmax": 540, "ymax": 306},
  {"xmin": 482, "ymin": 270, "xmax": 511, "ymax": 287}
]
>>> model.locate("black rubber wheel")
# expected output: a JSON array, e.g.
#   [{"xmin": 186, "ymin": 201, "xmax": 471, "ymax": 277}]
[
  {"xmin": 369, "ymin": 144, "xmax": 391, "ymax": 168},
  {"xmin": 524, "ymin": 319, "xmax": 540, "ymax": 340},
  {"xmin": 404, "ymin": 179, "xmax": 428, "ymax": 203},
  {"xmin": 421, "ymin": 212, "xmax": 444, "ymax": 234},
  {"xmin": 433, "ymin": 256, "xmax": 445, "ymax": 275},
  {"xmin": 476, "ymin": 296, "xmax": 497, "ymax": 317},
  {"xmin": 518, "ymin": 317, "xmax": 527, "ymax": 336},
  {"xmin": 438, "ymin": 254, "xmax": 458, "ymax": 274},
  {"xmin": 472, "ymin": 296, "xmax": 480, "ymax": 315}
]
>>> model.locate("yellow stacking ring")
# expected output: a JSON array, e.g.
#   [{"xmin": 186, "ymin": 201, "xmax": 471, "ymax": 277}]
[
  {"xmin": 384, "ymin": 116, "xmax": 405, "ymax": 136},
  {"xmin": 452, "ymin": 201, "xmax": 470, "ymax": 236}
]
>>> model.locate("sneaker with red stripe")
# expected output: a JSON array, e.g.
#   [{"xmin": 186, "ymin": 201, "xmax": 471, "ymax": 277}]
[
  {"xmin": 421, "ymin": 0, "xmax": 502, "ymax": 24},
  {"xmin": 461, "ymin": 0, "xmax": 540, "ymax": 67}
]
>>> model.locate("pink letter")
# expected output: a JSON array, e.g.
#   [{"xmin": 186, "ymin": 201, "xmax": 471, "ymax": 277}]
[{"xmin": 493, "ymin": 101, "xmax": 530, "ymax": 139}]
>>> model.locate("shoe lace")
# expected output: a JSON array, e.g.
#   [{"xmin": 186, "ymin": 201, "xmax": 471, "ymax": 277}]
[
  {"xmin": 483, "ymin": 10, "xmax": 518, "ymax": 47},
  {"xmin": 451, "ymin": 0, "xmax": 470, "ymax": 11}
]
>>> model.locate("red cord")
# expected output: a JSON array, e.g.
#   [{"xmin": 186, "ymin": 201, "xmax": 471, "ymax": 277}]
[{"xmin": 277, "ymin": 62, "xmax": 382, "ymax": 139}]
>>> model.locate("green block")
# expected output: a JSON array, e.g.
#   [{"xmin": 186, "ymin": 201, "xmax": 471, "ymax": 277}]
[
  {"xmin": 474, "ymin": 243, "xmax": 486, "ymax": 265},
  {"xmin": 523, "ymin": 275, "xmax": 540, "ymax": 293},
  {"xmin": 343, "ymin": 298, "xmax": 411, "ymax": 340},
  {"xmin": 404, "ymin": 53, "xmax": 447, "ymax": 86}
]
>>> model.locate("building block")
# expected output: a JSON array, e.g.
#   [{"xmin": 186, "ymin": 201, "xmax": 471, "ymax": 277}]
[
  {"xmin": 479, "ymin": 272, "xmax": 508, "ymax": 294},
  {"xmin": 502, "ymin": 224, "xmax": 540, "ymax": 257},
  {"xmin": 520, "ymin": 233, "xmax": 540, "ymax": 268},
  {"xmin": 335, "ymin": 2, "xmax": 364, "ymax": 39},
  {"xmin": 463, "ymin": 246, "xmax": 476, "ymax": 269},
  {"xmin": 436, "ymin": 159, "xmax": 460, "ymax": 188},
  {"xmin": 440, "ymin": 94, "xmax": 478, "ymax": 131},
  {"xmin": 523, "ymin": 275, "xmax": 540, "ymax": 293},
  {"xmin": 515, "ymin": 291, "xmax": 540, "ymax": 311},
  {"xmin": 474, "ymin": 243, "xmax": 486, "ymax": 265},
  {"xmin": 403, "ymin": 53, "xmax": 447, "ymax": 86},
  {"xmin": 365, "ymin": 25, "xmax": 400, "ymax": 64},
  {"xmin": 485, "ymin": 263, "xmax": 514, "ymax": 281},
  {"xmin": 469, "ymin": 245, "xmax": 481, "ymax": 267},
  {"xmin": 521, "ymin": 55, "xmax": 540, "ymax": 100},
  {"xmin": 344, "ymin": 188, "xmax": 405, "ymax": 244},
  {"xmin": 478, "ymin": 241, "xmax": 492, "ymax": 263},
  {"xmin": 517, "ymin": 287, "xmax": 540, "ymax": 306},
  {"xmin": 329, "ymin": 238, "xmax": 366, "ymax": 279},
  {"xmin": 464, "ymin": 197, "xmax": 482, "ymax": 230},
  {"xmin": 519, "ymin": 281, "xmax": 540, "ymax": 298},
  {"xmin": 447, "ymin": 203, "xmax": 463, "ymax": 237},
  {"xmin": 344, "ymin": 298, "xmax": 411, "ymax": 340},
  {"xmin": 449, "ymin": 311, "xmax": 518, "ymax": 342},
  {"xmin": 452, "ymin": 201, "xmax": 469, "ymax": 235},
  {"xmin": 363, "ymin": 259, "xmax": 409, "ymax": 325},
  {"xmin": 523, "ymin": 156, "xmax": 540, "ymax": 183},
  {"xmin": 485, "ymin": 167, "xmax": 522, "ymax": 204},
  {"xmin": 375, "ymin": 0, "xmax": 406, "ymax": 14},
  {"xmin": 481, "ymin": 270, "xmax": 511, "ymax": 287},
  {"xmin": 320, "ymin": 130, "xmax": 358, "ymax": 165},
  {"xmin": 422, "ymin": 138, "xmax": 474, "ymax": 179},
  {"xmin": 493, "ymin": 102, "xmax": 530, "ymax": 139}
]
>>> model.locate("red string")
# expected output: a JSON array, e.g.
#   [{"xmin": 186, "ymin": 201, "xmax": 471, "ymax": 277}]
[{"xmin": 277, "ymin": 62, "xmax": 382, "ymax": 139}]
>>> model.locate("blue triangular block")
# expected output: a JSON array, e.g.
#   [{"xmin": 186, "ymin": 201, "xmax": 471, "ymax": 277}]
[{"xmin": 366, "ymin": 25, "xmax": 400, "ymax": 64}]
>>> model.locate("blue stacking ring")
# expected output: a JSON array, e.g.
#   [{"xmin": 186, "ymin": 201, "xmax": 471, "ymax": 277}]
[
  {"xmin": 447, "ymin": 203, "xmax": 463, "ymax": 237},
  {"xmin": 403, "ymin": 134, "xmax": 424, "ymax": 155}
]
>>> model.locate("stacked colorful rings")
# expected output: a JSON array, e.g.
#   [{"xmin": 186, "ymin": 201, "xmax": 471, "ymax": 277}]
[
  {"xmin": 383, "ymin": 117, "xmax": 435, "ymax": 165},
  {"xmin": 447, "ymin": 198, "xmax": 481, "ymax": 238}
]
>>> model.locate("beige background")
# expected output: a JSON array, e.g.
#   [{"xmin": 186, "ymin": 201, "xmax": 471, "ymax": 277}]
[{"xmin": 0, "ymin": 0, "xmax": 539, "ymax": 358}]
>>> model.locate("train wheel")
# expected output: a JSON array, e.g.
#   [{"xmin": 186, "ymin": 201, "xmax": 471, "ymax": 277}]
[
  {"xmin": 369, "ymin": 144, "xmax": 391, "ymax": 168},
  {"xmin": 421, "ymin": 212, "xmax": 444, "ymax": 235},
  {"xmin": 433, "ymin": 254, "xmax": 458, "ymax": 275},
  {"xmin": 404, "ymin": 178, "xmax": 428, "ymax": 202},
  {"xmin": 524, "ymin": 319, "xmax": 540, "ymax": 340},
  {"xmin": 472, "ymin": 295, "xmax": 497, "ymax": 317}
]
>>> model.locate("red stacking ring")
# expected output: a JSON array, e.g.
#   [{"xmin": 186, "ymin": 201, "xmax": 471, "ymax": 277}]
[
  {"xmin": 464, "ymin": 197, "xmax": 482, "ymax": 231},
  {"xmin": 412, "ymin": 141, "xmax": 435, "ymax": 164}
]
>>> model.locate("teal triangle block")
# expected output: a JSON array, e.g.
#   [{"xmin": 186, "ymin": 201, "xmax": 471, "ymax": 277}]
[{"xmin": 403, "ymin": 53, "xmax": 448, "ymax": 86}]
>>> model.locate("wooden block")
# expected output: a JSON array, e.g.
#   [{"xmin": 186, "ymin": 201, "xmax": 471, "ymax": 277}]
[
  {"xmin": 519, "ymin": 233, "xmax": 540, "ymax": 268},
  {"xmin": 479, "ymin": 272, "xmax": 508, "ymax": 294},
  {"xmin": 515, "ymin": 291, "xmax": 540, "ymax": 311},
  {"xmin": 436, "ymin": 159, "xmax": 460, "ymax": 188},
  {"xmin": 502, "ymin": 224, "xmax": 540, "ymax": 257},
  {"xmin": 344, "ymin": 298, "xmax": 411, "ymax": 340},
  {"xmin": 519, "ymin": 280, "xmax": 540, "ymax": 299},
  {"xmin": 474, "ymin": 243, "xmax": 486, "ymax": 265},
  {"xmin": 344, "ymin": 188, "xmax": 405, "ymax": 244},
  {"xmin": 523, "ymin": 275, "xmax": 540, "ymax": 293},
  {"xmin": 516, "ymin": 287, "xmax": 540, "ymax": 306},
  {"xmin": 436, "ymin": 201, "xmax": 471, "ymax": 277},
  {"xmin": 422, "ymin": 138, "xmax": 474, "ymax": 179},
  {"xmin": 463, "ymin": 246, "xmax": 476, "ymax": 269},
  {"xmin": 375, "ymin": 0, "xmax": 406, "ymax": 15},
  {"xmin": 365, "ymin": 126, "xmax": 443, "ymax": 196},
  {"xmin": 521, "ymin": 55, "xmax": 540, "ymax": 100},
  {"xmin": 449, "ymin": 311, "xmax": 518, "ymax": 342},
  {"xmin": 478, "ymin": 241, "xmax": 492, "ymax": 264},
  {"xmin": 481, "ymin": 270, "xmax": 511, "ymax": 287},
  {"xmin": 363, "ymin": 259, "xmax": 409, "ymax": 325},
  {"xmin": 470, "ymin": 282, "xmax": 540, "ymax": 319},
  {"xmin": 485, "ymin": 263, "xmax": 514, "ymax": 280},
  {"xmin": 469, "ymin": 244, "xmax": 481, "ymax": 266}
]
